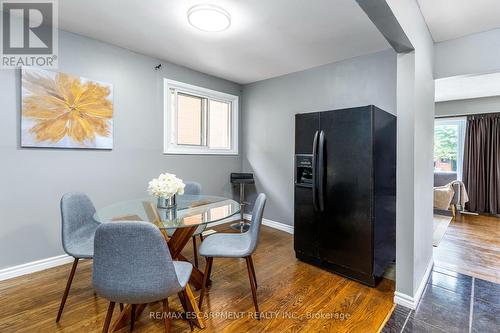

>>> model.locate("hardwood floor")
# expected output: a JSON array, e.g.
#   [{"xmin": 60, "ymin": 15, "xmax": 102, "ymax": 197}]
[
  {"xmin": 434, "ymin": 213, "xmax": 500, "ymax": 284},
  {"xmin": 0, "ymin": 224, "xmax": 394, "ymax": 333}
]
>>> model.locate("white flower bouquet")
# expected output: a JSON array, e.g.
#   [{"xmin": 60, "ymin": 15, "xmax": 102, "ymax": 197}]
[{"xmin": 147, "ymin": 173, "xmax": 185, "ymax": 208}]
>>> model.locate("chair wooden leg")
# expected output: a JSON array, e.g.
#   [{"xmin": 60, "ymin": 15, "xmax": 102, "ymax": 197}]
[
  {"xmin": 192, "ymin": 236, "xmax": 199, "ymax": 269},
  {"xmin": 102, "ymin": 301, "xmax": 115, "ymax": 333},
  {"xmin": 56, "ymin": 258, "xmax": 79, "ymax": 322},
  {"xmin": 206, "ymin": 256, "xmax": 213, "ymax": 284},
  {"xmin": 177, "ymin": 292, "xmax": 187, "ymax": 312},
  {"xmin": 248, "ymin": 255, "xmax": 257, "ymax": 289},
  {"xmin": 245, "ymin": 256, "xmax": 260, "ymax": 319},
  {"xmin": 198, "ymin": 257, "xmax": 213, "ymax": 309},
  {"xmin": 162, "ymin": 298, "xmax": 171, "ymax": 333},
  {"xmin": 130, "ymin": 304, "xmax": 136, "ymax": 331},
  {"xmin": 119, "ymin": 303, "xmax": 123, "ymax": 312},
  {"xmin": 177, "ymin": 292, "xmax": 194, "ymax": 331}
]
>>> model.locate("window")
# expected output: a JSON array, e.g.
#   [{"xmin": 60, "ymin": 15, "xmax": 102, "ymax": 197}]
[
  {"xmin": 434, "ymin": 117, "xmax": 466, "ymax": 180},
  {"xmin": 164, "ymin": 79, "xmax": 238, "ymax": 155}
]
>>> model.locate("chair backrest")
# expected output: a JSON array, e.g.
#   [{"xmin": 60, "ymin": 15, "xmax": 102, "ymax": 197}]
[
  {"xmin": 247, "ymin": 193, "xmax": 267, "ymax": 253},
  {"xmin": 93, "ymin": 221, "xmax": 181, "ymax": 304},
  {"xmin": 184, "ymin": 181, "xmax": 201, "ymax": 195},
  {"xmin": 434, "ymin": 171, "xmax": 457, "ymax": 187},
  {"xmin": 60, "ymin": 192, "xmax": 96, "ymax": 257}
]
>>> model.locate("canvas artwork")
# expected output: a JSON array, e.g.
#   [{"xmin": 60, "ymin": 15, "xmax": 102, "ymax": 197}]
[{"xmin": 21, "ymin": 68, "xmax": 113, "ymax": 149}]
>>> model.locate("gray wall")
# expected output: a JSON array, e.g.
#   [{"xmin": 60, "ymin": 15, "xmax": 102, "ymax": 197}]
[
  {"xmin": 435, "ymin": 28, "xmax": 500, "ymax": 79},
  {"xmin": 240, "ymin": 49, "xmax": 397, "ymax": 225},
  {"xmin": 436, "ymin": 96, "xmax": 500, "ymax": 117},
  {"xmin": 434, "ymin": 28, "xmax": 500, "ymax": 119},
  {"xmin": 386, "ymin": 0, "xmax": 435, "ymax": 300},
  {"xmin": 0, "ymin": 31, "xmax": 241, "ymax": 270}
]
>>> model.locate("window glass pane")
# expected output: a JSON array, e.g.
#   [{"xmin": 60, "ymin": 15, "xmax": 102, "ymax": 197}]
[
  {"xmin": 209, "ymin": 100, "xmax": 230, "ymax": 149},
  {"xmin": 177, "ymin": 93, "xmax": 203, "ymax": 146},
  {"xmin": 434, "ymin": 124, "xmax": 459, "ymax": 172}
]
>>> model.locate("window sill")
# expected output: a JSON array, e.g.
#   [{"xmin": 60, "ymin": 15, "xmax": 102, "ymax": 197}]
[{"xmin": 163, "ymin": 150, "xmax": 239, "ymax": 156}]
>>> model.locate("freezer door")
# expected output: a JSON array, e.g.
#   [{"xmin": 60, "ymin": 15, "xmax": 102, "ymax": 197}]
[
  {"xmin": 318, "ymin": 107, "xmax": 373, "ymax": 275},
  {"xmin": 294, "ymin": 112, "xmax": 320, "ymax": 258},
  {"xmin": 294, "ymin": 185, "xmax": 320, "ymax": 258},
  {"xmin": 295, "ymin": 112, "xmax": 320, "ymax": 154}
]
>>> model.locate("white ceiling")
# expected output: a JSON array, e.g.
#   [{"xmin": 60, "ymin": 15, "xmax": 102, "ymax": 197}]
[
  {"xmin": 435, "ymin": 72, "xmax": 500, "ymax": 102},
  {"xmin": 58, "ymin": 0, "xmax": 390, "ymax": 84},
  {"xmin": 417, "ymin": 0, "xmax": 500, "ymax": 42}
]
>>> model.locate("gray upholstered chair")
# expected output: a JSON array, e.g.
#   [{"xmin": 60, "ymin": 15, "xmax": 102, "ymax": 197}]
[
  {"xmin": 184, "ymin": 181, "xmax": 201, "ymax": 197},
  {"xmin": 93, "ymin": 221, "xmax": 193, "ymax": 333},
  {"xmin": 168, "ymin": 181, "xmax": 206, "ymax": 268},
  {"xmin": 56, "ymin": 192, "xmax": 99, "ymax": 322},
  {"xmin": 434, "ymin": 171, "xmax": 460, "ymax": 215},
  {"xmin": 198, "ymin": 193, "xmax": 266, "ymax": 318}
]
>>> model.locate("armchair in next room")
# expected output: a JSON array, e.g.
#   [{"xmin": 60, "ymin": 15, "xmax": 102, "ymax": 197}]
[{"xmin": 433, "ymin": 171, "xmax": 461, "ymax": 216}]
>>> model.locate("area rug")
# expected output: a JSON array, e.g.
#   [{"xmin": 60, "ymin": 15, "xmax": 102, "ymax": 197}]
[{"xmin": 433, "ymin": 214, "xmax": 453, "ymax": 247}]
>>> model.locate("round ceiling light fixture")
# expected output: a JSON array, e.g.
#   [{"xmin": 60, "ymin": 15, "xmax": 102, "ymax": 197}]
[{"xmin": 187, "ymin": 4, "xmax": 231, "ymax": 32}]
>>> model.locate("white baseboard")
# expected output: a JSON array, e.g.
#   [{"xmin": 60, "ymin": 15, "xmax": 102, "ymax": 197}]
[
  {"xmin": 244, "ymin": 213, "xmax": 294, "ymax": 234},
  {"xmin": 393, "ymin": 291, "xmax": 415, "ymax": 309},
  {"xmin": 394, "ymin": 257, "xmax": 434, "ymax": 309},
  {"xmin": 0, "ymin": 254, "xmax": 73, "ymax": 282},
  {"xmin": 210, "ymin": 213, "xmax": 294, "ymax": 234}
]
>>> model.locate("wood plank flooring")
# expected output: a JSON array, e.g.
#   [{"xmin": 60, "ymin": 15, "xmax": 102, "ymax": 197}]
[
  {"xmin": 434, "ymin": 213, "xmax": 500, "ymax": 284},
  {"xmin": 0, "ymin": 224, "xmax": 394, "ymax": 332}
]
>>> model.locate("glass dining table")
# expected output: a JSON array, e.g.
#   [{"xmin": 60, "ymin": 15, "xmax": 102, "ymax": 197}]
[
  {"xmin": 94, "ymin": 194, "xmax": 240, "ymax": 230},
  {"xmin": 93, "ymin": 194, "xmax": 240, "ymax": 331}
]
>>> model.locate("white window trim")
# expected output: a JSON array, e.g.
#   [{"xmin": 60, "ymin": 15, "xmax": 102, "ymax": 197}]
[
  {"xmin": 434, "ymin": 117, "xmax": 466, "ymax": 180},
  {"xmin": 164, "ymin": 79, "xmax": 239, "ymax": 155}
]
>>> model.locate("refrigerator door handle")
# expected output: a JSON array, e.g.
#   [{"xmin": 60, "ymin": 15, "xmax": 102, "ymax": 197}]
[
  {"xmin": 318, "ymin": 130, "xmax": 326, "ymax": 212},
  {"xmin": 312, "ymin": 130, "xmax": 319, "ymax": 211}
]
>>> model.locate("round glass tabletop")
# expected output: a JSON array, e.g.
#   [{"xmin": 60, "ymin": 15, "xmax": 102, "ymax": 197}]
[{"xmin": 93, "ymin": 195, "xmax": 240, "ymax": 230}]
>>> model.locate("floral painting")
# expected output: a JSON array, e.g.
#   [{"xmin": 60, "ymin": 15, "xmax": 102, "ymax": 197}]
[{"xmin": 21, "ymin": 68, "xmax": 113, "ymax": 149}]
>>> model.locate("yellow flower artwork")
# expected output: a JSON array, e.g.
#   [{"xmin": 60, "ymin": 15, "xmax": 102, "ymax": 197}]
[{"xmin": 21, "ymin": 68, "xmax": 113, "ymax": 149}]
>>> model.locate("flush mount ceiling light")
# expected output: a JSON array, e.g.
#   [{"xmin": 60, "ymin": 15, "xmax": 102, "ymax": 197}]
[{"xmin": 187, "ymin": 4, "xmax": 231, "ymax": 32}]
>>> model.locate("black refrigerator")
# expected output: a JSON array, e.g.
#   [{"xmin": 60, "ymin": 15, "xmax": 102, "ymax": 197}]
[{"xmin": 294, "ymin": 105, "xmax": 396, "ymax": 286}]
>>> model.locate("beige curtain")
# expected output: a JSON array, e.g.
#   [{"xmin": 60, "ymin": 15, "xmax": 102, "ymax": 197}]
[{"xmin": 462, "ymin": 113, "xmax": 500, "ymax": 214}]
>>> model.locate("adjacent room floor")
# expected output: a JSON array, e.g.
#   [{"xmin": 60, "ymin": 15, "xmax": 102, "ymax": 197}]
[
  {"xmin": 434, "ymin": 213, "xmax": 500, "ymax": 284},
  {"xmin": 384, "ymin": 213, "xmax": 500, "ymax": 332},
  {"xmin": 383, "ymin": 266, "xmax": 500, "ymax": 333},
  {"xmin": 0, "ymin": 225, "xmax": 394, "ymax": 332}
]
